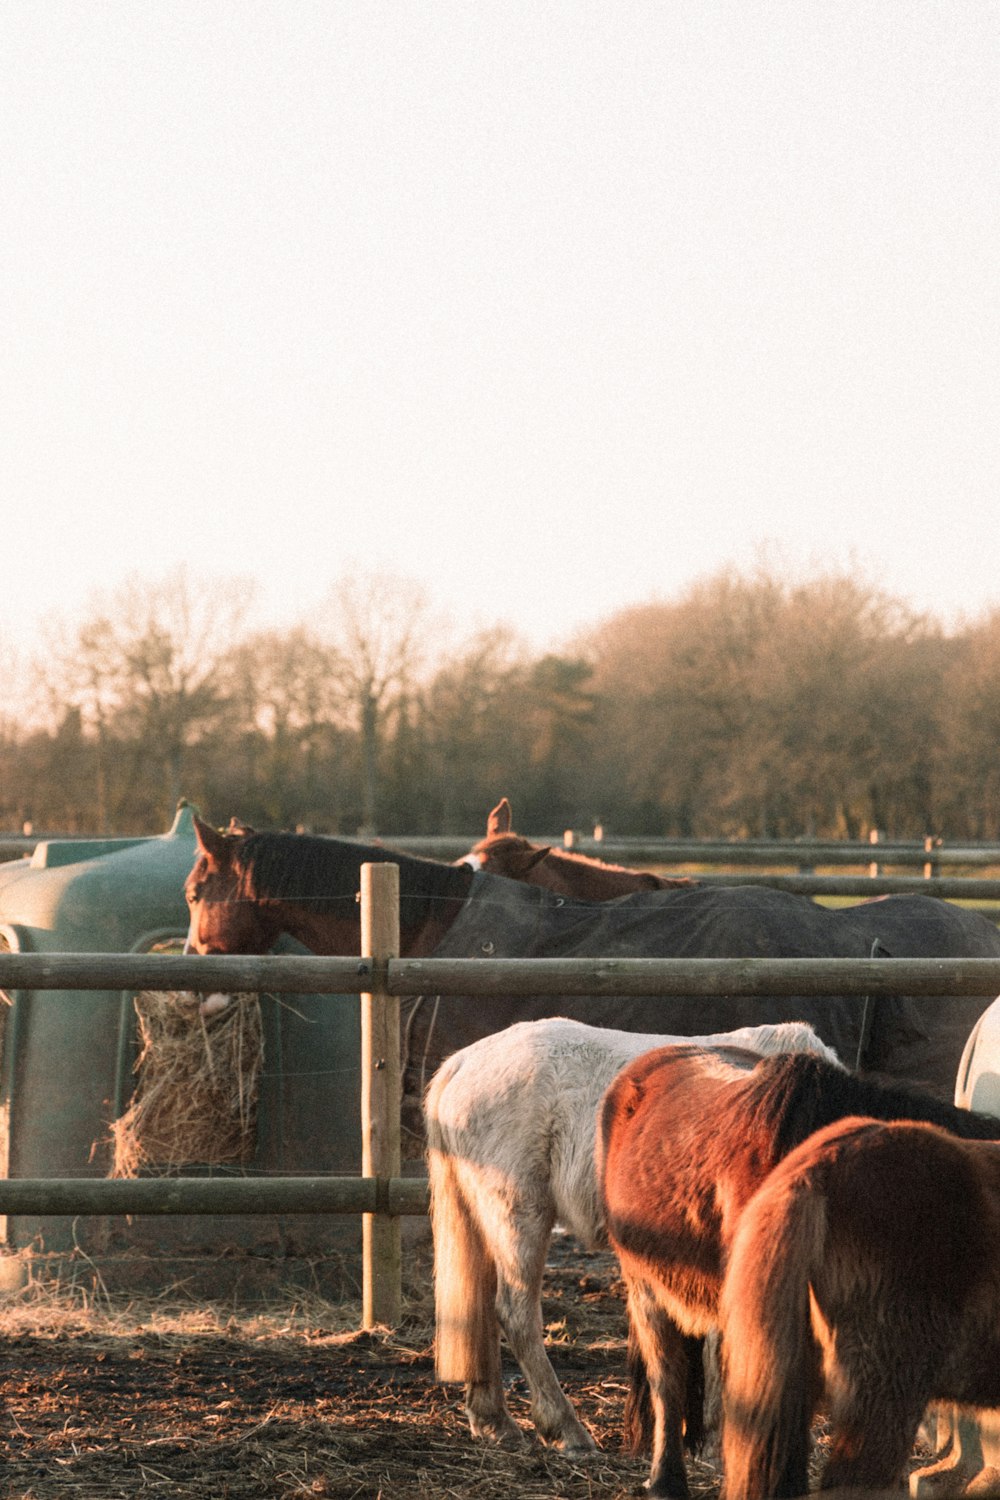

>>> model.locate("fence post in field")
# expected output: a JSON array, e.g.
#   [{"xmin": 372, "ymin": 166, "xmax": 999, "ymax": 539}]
[
  {"xmin": 868, "ymin": 829, "xmax": 882, "ymax": 877},
  {"xmin": 924, "ymin": 835, "xmax": 940, "ymax": 880},
  {"xmin": 360, "ymin": 861, "xmax": 402, "ymax": 1329}
]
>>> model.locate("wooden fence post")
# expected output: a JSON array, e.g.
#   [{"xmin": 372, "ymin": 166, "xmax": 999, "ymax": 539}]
[{"xmin": 360, "ymin": 862, "xmax": 401, "ymax": 1328}]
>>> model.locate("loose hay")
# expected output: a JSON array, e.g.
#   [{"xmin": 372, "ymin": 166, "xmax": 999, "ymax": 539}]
[{"xmin": 111, "ymin": 991, "xmax": 263, "ymax": 1177}]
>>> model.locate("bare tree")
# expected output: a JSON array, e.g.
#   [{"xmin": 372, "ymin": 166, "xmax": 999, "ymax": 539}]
[
  {"xmin": 420, "ymin": 626, "xmax": 530, "ymax": 831},
  {"xmin": 318, "ymin": 573, "xmax": 435, "ymax": 832},
  {"xmin": 37, "ymin": 567, "xmax": 256, "ymax": 826},
  {"xmin": 37, "ymin": 611, "xmax": 124, "ymax": 830},
  {"xmin": 220, "ymin": 626, "xmax": 349, "ymax": 827}
]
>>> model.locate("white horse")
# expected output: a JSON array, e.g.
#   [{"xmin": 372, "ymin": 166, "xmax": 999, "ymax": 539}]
[{"xmin": 425, "ymin": 1015, "xmax": 842, "ymax": 1453}]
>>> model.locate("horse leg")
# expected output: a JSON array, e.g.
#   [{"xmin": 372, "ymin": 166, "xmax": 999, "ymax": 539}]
[
  {"xmin": 464, "ymin": 1358, "xmax": 526, "ymax": 1448},
  {"xmin": 492, "ymin": 1205, "xmax": 596, "ymax": 1453},
  {"xmin": 624, "ymin": 1276, "xmax": 691, "ymax": 1498},
  {"xmin": 821, "ymin": 1366, "xmax": 929, "ymax": 1493},
  {"xmin": 459, "ymin": 1275, "xmax": 524, "ymax": 1447}
]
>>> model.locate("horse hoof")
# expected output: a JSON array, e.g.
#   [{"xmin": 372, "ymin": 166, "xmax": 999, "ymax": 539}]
[
  {"xmin": 555, "ymin": 1431, "xmax": 599, "ymax": 1457},
  {"xmin": 493, "ymin": 1427, "xmax": 532, "ymax": 1451},
  {"xmin": 561, "ymin": 1441, "xmax": 599, "ymax": 1460},
  {"xmin": 468, "ymin": 1418, "xmax": 529, "ymax": 1449}
]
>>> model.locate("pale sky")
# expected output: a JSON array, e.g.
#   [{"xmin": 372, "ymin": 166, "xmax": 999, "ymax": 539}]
[{"xmin": 3, "ymin": 2, "xmax": 999, "ymax": 667}]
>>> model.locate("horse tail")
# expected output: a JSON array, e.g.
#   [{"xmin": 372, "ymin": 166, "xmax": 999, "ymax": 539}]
[
  {"xmin": 623, "ymin": 1316, "xmax": 652, "ymax": 1452},
  {"xmin": 683, "ymin": 1333, "xmax": 707, "ymax": 1453},
  {"xmin": 624, "ymin": 1326, "xmax": 705, "ymax": 1455},
  {"xmin": 719, "ymin": 1151, "xmax": 828, "ymax": 1500},
  {"xmin": 426, "ymin": 1133, "xmax": 496, "ymax": 1385}
]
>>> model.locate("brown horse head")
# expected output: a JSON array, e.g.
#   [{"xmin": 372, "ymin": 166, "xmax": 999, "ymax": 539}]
[
  {"xmin": 184, "ymin": 817, "xmax": 283, "ymax": 955},
  {"xmin": 464, "ymin": 799, "xmax": 553, "ymax": 880},
  {"xmin": 186, "ymin": 817, "xmax": 474, "ymax": 958},
  {"xmin": 467, "ymin": 799, "xmax": 696, "ymax": 898}
]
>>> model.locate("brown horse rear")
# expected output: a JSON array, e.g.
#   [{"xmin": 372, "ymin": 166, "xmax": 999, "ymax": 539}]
[{"xmin": 720, "ymin": 1118, "xmax": 1000, "ymax": 1500}]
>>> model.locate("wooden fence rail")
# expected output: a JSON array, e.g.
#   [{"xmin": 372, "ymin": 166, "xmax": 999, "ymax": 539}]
[
  {"xmin": 4, "ymin": 951, "xmax": 1000, "ymax": 998},
  {"xmin": 392, "ymin": 833, "xmax": 1000, "ymax": 871},
  {"xmin": 8, "ymin": 830, "xmax": 1000, "ymax": 871},
  {"xmin": 0, "ymin": 1177, "xmax": 429, "ymax": 1216}
]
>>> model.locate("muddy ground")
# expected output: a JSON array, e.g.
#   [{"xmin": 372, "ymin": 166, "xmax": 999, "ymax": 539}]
[{"xmin": 0, "ymin": 1235, "xmax": 936, "ymax": 1500}]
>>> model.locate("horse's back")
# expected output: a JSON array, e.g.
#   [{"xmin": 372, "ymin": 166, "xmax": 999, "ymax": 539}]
[
  {"xmin": 424, "ymin": 1018, "xmax": 653, "ymax": 1236},
  {"xmin": 427, "ymin": 1017, "xmax": 836, "ymax": 1136},
  {"xmin": 425, "ymin": 1016, "xmax": 653, "ymax": 1116},
  {"xmin": 835, "ymin": 893, "xmax": 1000, "ymax": 957},
  {"xmin": 422, "ymin": 875, "xmax": 997, "ymax": 1098},
  {"xmin": 601, "ymin": 1043, "xmax": 760, "ymax": 1155},
  {"xmin": 600, "ymin": 1048, "xmax": 762, "ymax": 1206},
  {"xmin": 540, "ymin": 881, "xmax": 868, "ymax": 959}
]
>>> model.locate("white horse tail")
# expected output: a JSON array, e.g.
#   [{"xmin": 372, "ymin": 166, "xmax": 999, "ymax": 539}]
[
  {"xmin": 426, "ymin": 1131, "xmax": 496, "ymax": 1385},
  {"xmin": 719, "ymin": 1150, "xmax": 829, "ymax": 1500}
]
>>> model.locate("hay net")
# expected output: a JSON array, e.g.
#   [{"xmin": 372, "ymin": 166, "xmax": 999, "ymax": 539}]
[{"xmin": 110, "ymin": 990, "xmax": 263, "ymax": 1178}]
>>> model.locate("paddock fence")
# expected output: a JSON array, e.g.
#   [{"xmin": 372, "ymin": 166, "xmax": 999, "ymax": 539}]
[
  {"xmin": 392, "ymin": 829, "xmax": 1000, "ymax": 877},
  {"xmin": 4, "ymin": 863, "xmax": 1000, "ymax": 1323},
  {"xmin": 9, "ymin": 829, "xmax": 1000, "ymax": 877}
]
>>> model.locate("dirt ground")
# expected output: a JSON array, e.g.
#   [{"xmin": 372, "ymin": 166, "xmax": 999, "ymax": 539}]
[
  {"xmin": 0, "ymin": 1234, "xmax": 937, "ymax": 1500},
  {"xmin": 0, "ymin": 1235, "xmax": 682, "ymax": 1500}
]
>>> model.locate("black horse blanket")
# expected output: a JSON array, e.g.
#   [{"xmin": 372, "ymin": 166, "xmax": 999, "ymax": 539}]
[{"xmin": 402, "ymin": 874, "xmax": 1000, "ymax": 1126}]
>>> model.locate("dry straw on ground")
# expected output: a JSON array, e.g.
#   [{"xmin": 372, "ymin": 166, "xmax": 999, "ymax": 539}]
[{"xmin": 110, "ymin": 990, "xmax": 263, "ymax": 1177}]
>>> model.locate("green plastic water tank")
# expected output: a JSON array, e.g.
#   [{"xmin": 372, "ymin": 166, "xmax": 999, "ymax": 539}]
[{"xmin": 0, "ymin": 803, "xmax": 363, "ymax": 1297}]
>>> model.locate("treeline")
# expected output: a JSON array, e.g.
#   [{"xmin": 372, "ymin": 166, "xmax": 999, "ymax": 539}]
[{"xmin": 3, "ymin": 565, "xmax": 1000, "ymax": 842}]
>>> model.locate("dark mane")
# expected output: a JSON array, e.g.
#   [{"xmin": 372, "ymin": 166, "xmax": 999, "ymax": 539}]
[
  {"xmin": 745, "ymin": 1051, "xmax": 1000, "ymax": 1157},
  {"xmin": 235, "ymin": 830, "xmax": 472, "ymax": 926}
]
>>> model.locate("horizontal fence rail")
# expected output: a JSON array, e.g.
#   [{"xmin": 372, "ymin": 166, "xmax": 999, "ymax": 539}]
[
  {"xmin": 391, "ymin": 834, "xmax": 1000, "ymax": 869},
  {"xmin": 0, "ymin": 1176, "xmax": 429, "ymax": 1217},
  {"xmin": 387, "ymin": 955, "xmax": 1000, "ymax": 998},
  {"xmin": 8, "ymin": 832, "xmax": 1000, "ymax": 871},
  {"xmin": 4, "ymin": 951, "xmax": 1000, "ymax": 997},
  {"xmin": 666, "ymin": 874, "xmax": 1000, "ymax": 899}
]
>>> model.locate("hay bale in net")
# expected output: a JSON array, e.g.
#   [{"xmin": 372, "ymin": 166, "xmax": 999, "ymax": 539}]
[{"xmin": 111, "ymin": 991, "xmax": 263, "ymax": 1178}]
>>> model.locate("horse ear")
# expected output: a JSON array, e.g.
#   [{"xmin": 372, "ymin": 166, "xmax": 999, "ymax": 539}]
[
  {"xmin": 193, "ymin": 816, "xmax": 230, "ymax": 863},
  {"xmin": 226, "ymin": 816, "xmax": 255, "ymax": 836},
  {"xmin": 525, "ymin": 846, "xmax": 551, "ymax": 871},
  {"xmin": 487, "ymin": 798, "xmax": 512, "ymax": 836}
]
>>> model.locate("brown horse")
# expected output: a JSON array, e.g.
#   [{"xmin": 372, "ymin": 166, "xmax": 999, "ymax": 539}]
[
  {"xmin": 462, "ymin": 798, "xmax": 697, "ymax": 896},
  {"xmin": 597, "ymin": 1045, "xmax": 1000, "ymax": 1499},
  {"xmin": 720, "ymin": 1116, "xmax": 1000, "ymax": 1500}
]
